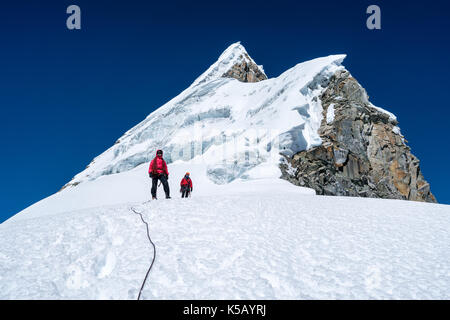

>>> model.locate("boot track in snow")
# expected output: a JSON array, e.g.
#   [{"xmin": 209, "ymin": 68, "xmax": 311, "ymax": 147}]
[{"xmin": 130, "ymin": 204, "xmax": 156, "ymax": 300}]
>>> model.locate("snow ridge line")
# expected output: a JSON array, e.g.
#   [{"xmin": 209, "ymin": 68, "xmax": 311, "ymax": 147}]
[{"xmin": 130, "ymin": 205, "xmax": 156, "ymax": 300}]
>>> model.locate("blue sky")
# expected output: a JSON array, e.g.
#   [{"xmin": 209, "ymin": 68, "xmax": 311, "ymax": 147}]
[{"xmin": 1, "ymin": 0, "xmax": 449, "ymax": 222}]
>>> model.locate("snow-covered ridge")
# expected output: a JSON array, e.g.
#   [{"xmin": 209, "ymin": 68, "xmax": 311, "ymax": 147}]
[{"xmin": 64, "ymin": 42, "xmax": 346, "ymax": 188}]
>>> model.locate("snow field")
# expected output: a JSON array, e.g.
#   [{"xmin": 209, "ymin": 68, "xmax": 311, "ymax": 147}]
[
  {"xmin": 2, "ymin": 187, "xmax": 448, "ymax": 299},
  {"xmin": 0, "ymin": 204, "xmax": 152, "ymax": 299},
  {"xmin": 136, "ymin": 194, "xmax": 450, "ymax": 299}
]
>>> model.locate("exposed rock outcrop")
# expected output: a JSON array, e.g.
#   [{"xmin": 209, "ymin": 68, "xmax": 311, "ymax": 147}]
[
  {"xmin": 280, "ymin": 69, "xmax": 436, "ymax": 203},
  {"xmin": 222, "ymin": 52, "xmax": 267, "ymax": 83}
]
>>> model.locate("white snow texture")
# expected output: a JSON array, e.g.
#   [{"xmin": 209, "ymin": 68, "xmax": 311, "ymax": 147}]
[{"xmin": 1, "ymin": 42, "xmax": 449, "ymax": 300}]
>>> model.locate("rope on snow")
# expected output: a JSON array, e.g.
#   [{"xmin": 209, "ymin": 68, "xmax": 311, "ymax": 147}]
[{"xmin": 130, "ymin": 205, "xmax": 156, "ymax": 300}]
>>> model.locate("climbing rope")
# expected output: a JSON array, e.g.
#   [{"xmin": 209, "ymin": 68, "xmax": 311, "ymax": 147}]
[{"xmin": 130, "ymin": 205, "xmax": 156, "ymax": 300}]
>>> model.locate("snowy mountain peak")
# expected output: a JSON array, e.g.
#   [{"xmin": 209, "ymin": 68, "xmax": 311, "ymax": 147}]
[
  {"xmin": 60, "ymin": 50, "xmax": 346, "ymax": 190},
  {"xmin": 191, "ymin": 42, "xmax": 267, "ymax": 86},
  {"xmin": 217, "ymin": 41, "xmax": 247, "ymax": 62}
]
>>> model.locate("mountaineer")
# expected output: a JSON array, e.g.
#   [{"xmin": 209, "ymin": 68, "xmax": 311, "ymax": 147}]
[
  {"xmin": 180, "ymin": 172, "xmax": 193, "ymax": 198},
  {"xmin": 148, "ymin": 149, "xmax": 171, "ymax": 199}
]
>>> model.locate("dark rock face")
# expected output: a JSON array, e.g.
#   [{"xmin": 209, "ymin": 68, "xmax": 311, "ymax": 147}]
[
  {"xmin": 280, "ymin": 69, "xmax": 436, "ymax": 203},
  {"xmin": 222, "ymin": 53, "xmax": 267, "ymax": 83}
]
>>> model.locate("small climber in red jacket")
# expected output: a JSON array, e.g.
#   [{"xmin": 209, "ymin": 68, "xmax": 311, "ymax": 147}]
[
  {"xmin": 148, "ymin": 149, "xmax": 171, "ymax": 199},
  {"xmin": 180, "ymin": 172, "xmax": 193, "ymax": 198}
]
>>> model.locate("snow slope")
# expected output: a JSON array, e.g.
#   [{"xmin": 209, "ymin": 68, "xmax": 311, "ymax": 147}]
[
  {"xmin": 1, "ymin": 42, "xmax": 449, "ymax": 299},
  {"xmin": 1, "ymin": 177, "xmax": 449, "ymax": 299},
  {"xmin": 6, "ymin": 161, "xmax": 314, "ymax": 223}
]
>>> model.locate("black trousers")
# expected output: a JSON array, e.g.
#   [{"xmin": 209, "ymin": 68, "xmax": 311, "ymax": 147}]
[
  {"xmin": 151, "ymin": 174, "xmax": 170, "ymax": 198},
  {"xmin": 181, "ymin": 186, "xmax": 191, "ymax": 198}
]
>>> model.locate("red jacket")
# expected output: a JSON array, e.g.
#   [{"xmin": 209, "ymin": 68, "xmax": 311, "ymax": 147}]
[
  {"xmin": 180, "ymin": 177, "xmax": 193, "ymax": 189},
  {"xmin": 149, "ymin": 155, "xmax": 169, "ymax": 176}
]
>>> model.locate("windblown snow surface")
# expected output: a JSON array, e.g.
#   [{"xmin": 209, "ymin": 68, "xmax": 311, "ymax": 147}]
[
  {"xmin": 1, "ymin": 43, "xmax": 449, "ymax": 299},
  {"xmin": 1, "ymin": 162, "xmax": 449, "ymax": 299}
]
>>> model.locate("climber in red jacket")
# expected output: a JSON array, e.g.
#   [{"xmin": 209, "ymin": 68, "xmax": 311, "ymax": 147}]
[
  {"xmin": 148, "ymin": 149, "xmax": 171, "ymax": 199},
  {"xmin": 180, "ymin": 172, "xmax": 193, "ymax": 198}
]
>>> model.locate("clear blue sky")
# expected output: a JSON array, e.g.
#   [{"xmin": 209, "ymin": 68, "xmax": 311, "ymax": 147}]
[{"xmin": 1, "ymin": 0, "xmax": 449, "ymax": 222}]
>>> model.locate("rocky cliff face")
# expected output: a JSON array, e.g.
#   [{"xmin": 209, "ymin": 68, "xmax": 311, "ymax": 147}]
[{"xmin": 280, "ymin": 69, "xmax": 436, "ymax": 203}]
